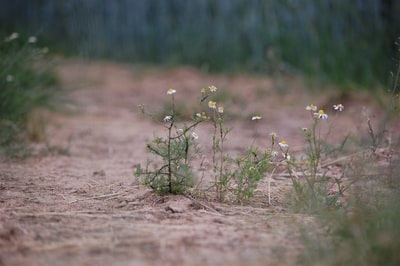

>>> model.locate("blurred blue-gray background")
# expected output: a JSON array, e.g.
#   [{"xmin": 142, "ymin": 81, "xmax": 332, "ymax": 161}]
[{"xmin": 1, "ymin": 0, "xmax": 399, "ymax": 87}]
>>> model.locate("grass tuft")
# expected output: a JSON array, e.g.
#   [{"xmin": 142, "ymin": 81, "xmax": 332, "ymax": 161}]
[{"xmin": 0, "ymin": 31, "xmax": 69, "ymax": 158}]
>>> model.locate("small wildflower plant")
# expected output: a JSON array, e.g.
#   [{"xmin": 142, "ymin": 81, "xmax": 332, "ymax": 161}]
[
  {"xmin": 134, "ymin": 88, "xmax": 204, "ymax": 194},
  {"xmin": 135, "ymin": 85, "xmax": 351, "ymax": 208},
  {"xmin": 287, "ymin": 104, "xmax": 347, "ymax": 211},
  {"xmin": 227, "ymin": 115, "xmax": 271, "ymax": 203},
  {"xmin": 136, "ymin": 85, "xmax": 271, "ymax": 203},
  {"xmin": 205, "ymin": 86, "xmax": 231, "ymax": 201},
  {"xmin": 201, "ymin": 87, "xmax": 271, "ymax": 203},
  {"xmin": 230, "ymin": 147, "xmax": 270, "ymax": 203}
]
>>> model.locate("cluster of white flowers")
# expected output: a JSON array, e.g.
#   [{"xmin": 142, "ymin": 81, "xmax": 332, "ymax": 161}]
[
  {"xmin": 305, "ymin": 103, "xmax": 344, "ymax": 120},
  {"xmin": 5, "ymin": 32, "xmax": 38, "ymax": 44},
  {"xmin": 161, "ymin": 89, "xmax": 345, "ymax": 162},
  {"xmin": 204, "ymin": 86, "xmax": 225, "ymax": 115}
]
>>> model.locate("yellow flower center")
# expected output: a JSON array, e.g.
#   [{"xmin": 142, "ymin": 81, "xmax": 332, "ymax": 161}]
[
  {"xmin": 209, "ymin": 85, "xmax": 217, "ymax": 92},
  {"xmin": 208, "ymin": 101, "xmax": 217, "ymax": 109},
  {"xmin": 167, "ymin": 88, "xmax": 176, "ymax": 95}
]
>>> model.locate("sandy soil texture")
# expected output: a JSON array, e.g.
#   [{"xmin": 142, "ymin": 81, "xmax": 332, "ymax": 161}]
[{"xmin": 0, "ymin": 59, "xmax": 397, "ymax": 266}]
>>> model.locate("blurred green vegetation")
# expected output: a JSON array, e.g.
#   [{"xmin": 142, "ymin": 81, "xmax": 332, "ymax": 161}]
[
  {"xmin": 0, "ymin": 31, "xmax": 66, "ymax": 157},
  {"xmin": 299, "ymin": 168, "xmax": 400, "ymax": 266},
  {"xmin": 1, "ymin": 0, "xmax": 399, "ymax": 89}
]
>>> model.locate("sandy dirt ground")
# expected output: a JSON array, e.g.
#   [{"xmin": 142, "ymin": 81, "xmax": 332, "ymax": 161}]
[{"xmin": 0, "ymin": 59, "xmax": 397, "ymax": 266}]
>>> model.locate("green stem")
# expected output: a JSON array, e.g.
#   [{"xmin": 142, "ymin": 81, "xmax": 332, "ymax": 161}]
[
  {"xmin": 167, "ymin": 120, "xmax": 173, "ymax": 193},
  {"xmin": 167, "ymin": 95, "xmax": 175, "ymax": 193},
  {"xmin": 171, "ymin": 120, "xmax": 201, "ymax": 140},
  {"xmin": 250, "ymin": 121, "xmax": 259, "ymax": 149},
  {"xmin": 211, "ymin": 110, "xmax": 219, "ymax": 197},
  {"xmin": 218, "ymin": 120, "xmax": 224, "ymax": 201},
  {"xmin": 311, "ymin": 120, "xmax": 320, "ymax": 179}
]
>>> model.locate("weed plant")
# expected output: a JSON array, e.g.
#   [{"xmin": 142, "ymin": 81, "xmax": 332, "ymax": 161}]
[
  {"xmin": 299, "ymin": 162, "xmax": 400, "ymax": 266},
  {"xmin": 134, "ymin": 88, "xmax": 204, "ymax": 194},
  {"xmin": 286, "ymin": 104, "xmax": 348, "ymax": 212},
  {"xmin": 205, "ymin": 87, "xmax": 231, "ymax": 201},
  {"xmin": 200, "ymin": 88, "xmax": 271, "ymax": 204},
  {"xmin": 206, "ymin": 100, "xmax": 271, "ymax": 203},
  {"xmin": 135, "ymin": 86, "xmax": 272, "ymax": 202},
  {"xmin": 297, "ymin": 48, "xmax": 400, "ymax": 265},
  {"xmin": 136, "ymin": 83, "xmax": 400, "ymax": 233},
  {"xmin": 134, "ymin": 85, "xmax": 350, "ymax": 207},
  {"xmin": 0, "ymin": 32, "xmax": 64, "ymax": 157},
  {"xmin": 230, "ymin": 147, "xmax": 270, "ymax": 204}
]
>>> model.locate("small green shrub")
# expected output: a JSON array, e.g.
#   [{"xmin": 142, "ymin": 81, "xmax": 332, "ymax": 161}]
[
  {"xmin": 135, "ymin": 86, "xmax": 271, "ymax": 202},
  {"xmin": 134, "ymin": 88, "xmax": 203, "ymax": 194},
  {"xmin": 230, "ymin": 148, "xmax": 270, "ymax": 204}
]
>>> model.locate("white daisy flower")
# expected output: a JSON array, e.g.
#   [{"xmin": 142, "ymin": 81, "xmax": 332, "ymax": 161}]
[
  {"xmin": 209, "ymin": 85, "xmax": 217, "ymax": 92},
  {"xmin": 314, "ymin": 109, "xmax": 328, "ymax": 119},
  {"xmin": 306, "ymin": 104, "xmax": 318, "ymax": 111},
  {"xmin": 191, "ymin": 132, "xmax": 199, "ymax": 140},
  {"xmin": 167, "ymin": 88, "xmax": 176, "ymax": 95},
  {"xmin": 163, "ymin": 115, "xmax": 172, "ymax": 122},
  {"xmin": 208, "ymin": 101, "xmax": 217, "ymax": 109},
  {"xmin": 278, "ymin": 140, "xmax": 288, "ymax": 148},
  {"xmin": 333, "ymin": 104, "xmax": 344, "ymax": 112}
]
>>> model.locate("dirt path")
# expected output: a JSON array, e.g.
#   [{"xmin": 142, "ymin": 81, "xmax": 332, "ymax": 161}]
[{"xmin": 0, "ymin": 59, "xmax": 391, "ymax": 265}]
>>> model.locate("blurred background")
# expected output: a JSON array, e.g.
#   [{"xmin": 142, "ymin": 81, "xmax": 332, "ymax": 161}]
[{"xmin": 1, "ymin": 0, "xmax": 399, "ymax": 88}]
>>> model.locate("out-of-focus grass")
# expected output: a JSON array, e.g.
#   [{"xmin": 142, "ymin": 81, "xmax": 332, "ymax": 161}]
[
  {"xmin": 296, "ymin": 65, "xmax": 400, "ymax": 265},
  {"xmin": 298, "ymin": 167, "xmax": 400, "ymax": 266},
  {"xmin": 0, "ymin": 32, "xmax": 68, "ymax": 158}
]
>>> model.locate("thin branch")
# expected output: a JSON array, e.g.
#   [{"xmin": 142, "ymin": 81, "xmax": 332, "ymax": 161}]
[
  {"xmin": 183, "ymin": 194, "xmax": 222, "ymax": 215},
  {"xmin": 69, "ymin": 191, "xmax": 127, "ymax": 203}
]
